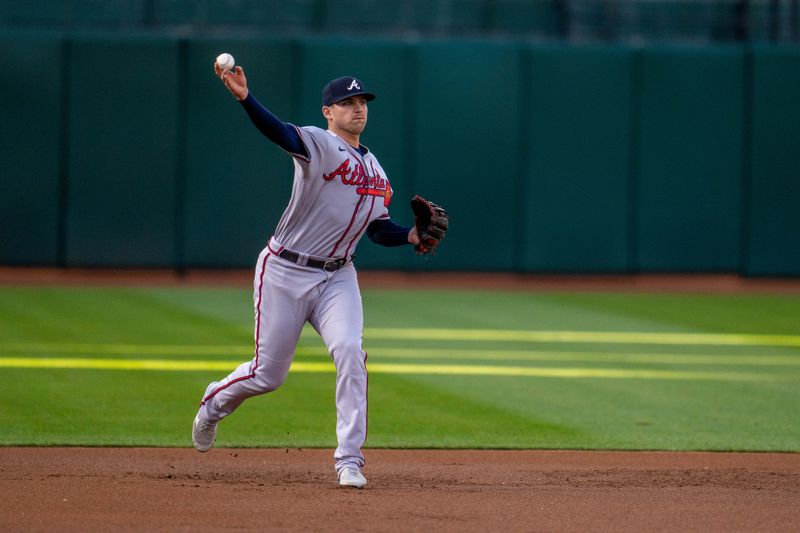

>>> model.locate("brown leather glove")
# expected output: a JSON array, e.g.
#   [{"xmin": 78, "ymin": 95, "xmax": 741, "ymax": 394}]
[{"xmin": 410, "ymin": 195, "xmax": 449, "ymax": 255}]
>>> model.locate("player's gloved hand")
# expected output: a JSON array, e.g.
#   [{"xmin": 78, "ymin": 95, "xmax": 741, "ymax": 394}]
[
  {"xmin": 214, "ymin": 63, "xmax": 249, "ymax": 101},
  {"xmin": 410, "ymin": 195, "xmax": 449, "ymax": 255}
]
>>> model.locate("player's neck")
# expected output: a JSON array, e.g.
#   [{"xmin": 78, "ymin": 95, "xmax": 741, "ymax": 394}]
[{"xmin": 328, "ymin": 126, "xmax": 360, "ymax": 149}]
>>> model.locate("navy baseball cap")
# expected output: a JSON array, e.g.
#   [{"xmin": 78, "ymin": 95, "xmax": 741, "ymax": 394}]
[{"xmin": 322, "ymin": 76, "xmax": 376, "ymax": 106}]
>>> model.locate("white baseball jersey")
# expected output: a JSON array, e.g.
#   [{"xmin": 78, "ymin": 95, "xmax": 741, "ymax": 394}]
[{"xmin": 272, "ymin": 126, "xmax": 392, "ymax": 259}]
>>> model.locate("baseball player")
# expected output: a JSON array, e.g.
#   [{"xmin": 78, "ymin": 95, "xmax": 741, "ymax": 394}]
[{"xmin": 192, "ymin": 61, "xmax": 448, "ymax": 488}]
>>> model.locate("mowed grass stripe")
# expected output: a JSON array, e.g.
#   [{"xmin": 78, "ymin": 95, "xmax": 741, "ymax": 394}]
[
  {"xmin": 0, "ymin": 357, "xmax": 786, "ymax": 382},
  {"xmin": 351, "ymin": 348, "xmax": 800, "ymax": 367},
  {"xmin": 0, "ymin": 343, "xmax": 255, "ymax": 356},
  {"xmin": 1, "ymin": 343, "xmax": 799, "ymax": 367},
  {"xmin": 363, "ymin": 328, "xmax": 800, "ymax": 347},
  {"xmin": 4, "ymin": 329, "xmax": 800, "ymax": 358}
]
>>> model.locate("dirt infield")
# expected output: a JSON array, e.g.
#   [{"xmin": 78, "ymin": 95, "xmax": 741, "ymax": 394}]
[{"xmin": 1, "ymin": 448, "xmax": 798, "ymax": 532}]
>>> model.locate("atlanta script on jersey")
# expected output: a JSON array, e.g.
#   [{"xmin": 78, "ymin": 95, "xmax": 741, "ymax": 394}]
[{"xmin": 271, "ymin": 126, "xmax": 393, "ymax": 259}]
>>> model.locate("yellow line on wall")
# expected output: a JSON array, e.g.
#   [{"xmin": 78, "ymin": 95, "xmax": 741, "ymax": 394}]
[{"xmin": 0, "ymin": 357, "xmax": 783, "ymax": 382}]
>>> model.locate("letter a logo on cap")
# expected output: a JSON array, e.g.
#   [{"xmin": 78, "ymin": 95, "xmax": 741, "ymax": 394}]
[{"xmin": 347, "ymin": 79, "xmax": 361, "ymax": 91}]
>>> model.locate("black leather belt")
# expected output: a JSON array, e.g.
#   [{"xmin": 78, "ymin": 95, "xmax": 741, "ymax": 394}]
[{"xmin": 278, "ymin": 249, "xmax": 351, "ymax": 271}]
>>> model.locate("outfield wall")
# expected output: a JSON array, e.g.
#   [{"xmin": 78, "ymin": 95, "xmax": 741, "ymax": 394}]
[{"xmin": 1, "ymin": 32, "xmax": 798, "ymax": 274}]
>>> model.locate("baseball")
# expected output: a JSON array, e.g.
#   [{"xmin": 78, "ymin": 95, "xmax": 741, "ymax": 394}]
[{"xmin": 216, "ymin": 52, "xmax": 235, "ymax": 72}]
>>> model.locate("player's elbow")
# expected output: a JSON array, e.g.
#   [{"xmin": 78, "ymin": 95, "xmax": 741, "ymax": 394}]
[{"xmin": 366, "ymin": 222, "xmax": 383, "ymax": 245}]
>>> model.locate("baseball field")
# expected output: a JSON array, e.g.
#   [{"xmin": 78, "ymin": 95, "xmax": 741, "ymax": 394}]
[{"xmin": 1, "ymin": 272, "xmax": 799, "ymax": 530}]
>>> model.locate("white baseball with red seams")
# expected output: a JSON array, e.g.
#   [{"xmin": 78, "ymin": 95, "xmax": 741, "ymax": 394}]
[
  {"xmin": 215, "ymin": 52, "xmax": 235, "ymax": 71},
  {"xmin": 196, "ymin": 126, "xmax": 392, "ymax": 475}
]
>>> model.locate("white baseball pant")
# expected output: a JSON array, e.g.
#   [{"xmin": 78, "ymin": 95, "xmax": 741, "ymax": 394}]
[{"xmin": 197, "ymin": 245, "xmax": 368, "ymax": 473}]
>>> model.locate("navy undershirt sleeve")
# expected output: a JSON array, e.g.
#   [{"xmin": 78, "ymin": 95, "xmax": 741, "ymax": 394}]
[
  {"xmin": 240, "ymin": 93, "xmax": 309, "ymax": 159},
  {"xmin": 366, "ymin": 218, "xmax": 412, "ymax": 247}
]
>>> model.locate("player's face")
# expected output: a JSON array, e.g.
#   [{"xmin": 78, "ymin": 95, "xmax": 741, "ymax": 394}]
[{"xmin": 325, "ymin": 95, "xmax": 368, "ymax": 135}]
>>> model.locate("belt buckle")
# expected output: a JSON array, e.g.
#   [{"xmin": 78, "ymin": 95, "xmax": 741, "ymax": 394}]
[{"xmin": 323, "ymin": 258, "xmax": 345, "ymax": 271}]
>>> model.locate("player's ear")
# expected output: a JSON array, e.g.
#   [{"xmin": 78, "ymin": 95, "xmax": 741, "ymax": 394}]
[{"xmin": 322, "ymin": 106, "xmax": 332, "ymax": 120}]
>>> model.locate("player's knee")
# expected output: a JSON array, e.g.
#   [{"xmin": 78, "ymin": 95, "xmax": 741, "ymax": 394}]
[
  {"xmin": 250, "ymin": 372, "xmax": 286, "ymax": 393},
  {"xmin": 251, "ymin": 360, "xmax": 291, "ymax": 392},
  {"xmin": 270, "ymin": 370, "xmax": 291, "ymax": 390},
  {"xmin": 329, "ymin": 338, "xmax": 366, "ymax": 375}
]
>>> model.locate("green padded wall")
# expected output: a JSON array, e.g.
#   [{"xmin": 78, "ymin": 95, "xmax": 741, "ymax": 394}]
[
  {"xmin": 319, "ymin": 0, "xmax": 409, "ymax": 30},
  {"xmin": 65, "ymin": 35, "xmax": 179, "ymax": 267},
  {"xmin": 154, "ymin": 0, "xmax": 318, "ymax": 30},
  {"xmin": 297, "ymin": 38, "xmax": 413, "ymax": 269},
  {"xmin": 414, "ymin": 0, "xmax": 487, "ymax": 32},
  {"xmin": 320, "ymin": 0, "xmax": 486, "ymax": 33},
  {"xmin": 0, "ymin": 3, "xmax": 68, "ymax": 26},
  {"xmin": 746, "ymin": 46, "xmax": 800, "ymax": 276},
  {"xmin": 489, "ymin": 0, "xmax": 560, "ymax": 35},
  {"xmin": 636, "ymin": 46, "xmax": 744, "ymax": 272},
  {"xmin": 0, "ymin": 33, "xmax": 63, "ymax": 265},
  {"xmin": 0, "ymin": 1, "xmax": 147, "ymax": 27},
  {"xmin": 182, "ymin": 38, "xmax": 296, "ymax": 267},
  {"xmin": 3, "ymin": 33, "xmax": 800, "ymax": 275},
  {"xmin": 524, "ymin": 45, "xmax": 633, "ymax": 272},
  {"xmin": 413, "ymin": 41, "xmax": 521, "ymax": 271}
]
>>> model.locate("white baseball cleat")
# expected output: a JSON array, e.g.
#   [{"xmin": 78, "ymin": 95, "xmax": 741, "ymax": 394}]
[
  {"xmin": 192, "ymin": 415, "xmax": 217, "ymax": 452},
  {"xmin": 338, "ymin": 466, "xmax": 367, "ymax": 488}
]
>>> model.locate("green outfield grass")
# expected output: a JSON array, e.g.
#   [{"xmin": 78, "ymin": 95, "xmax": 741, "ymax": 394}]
[{"xmin": 0, "ymin": 285, "xmax": 798, "ymax": 451}]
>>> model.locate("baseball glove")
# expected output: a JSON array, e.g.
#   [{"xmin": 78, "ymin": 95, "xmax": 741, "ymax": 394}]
[{"xmin": 410, "ymin": 195, "xmax": 449, "ymax": 255}]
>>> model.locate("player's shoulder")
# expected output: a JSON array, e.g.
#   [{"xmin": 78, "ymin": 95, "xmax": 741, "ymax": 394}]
[
  {"xmin": 296, "ymin": 126, "xmax": 331, "ymax": 146},
  {"xmin": 299, "ymin": 125, "xmax": 324, "ymax": 134},
  {"xmin": 299, "ymin": 125, "xmax": 329, "ymax": 140}
]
